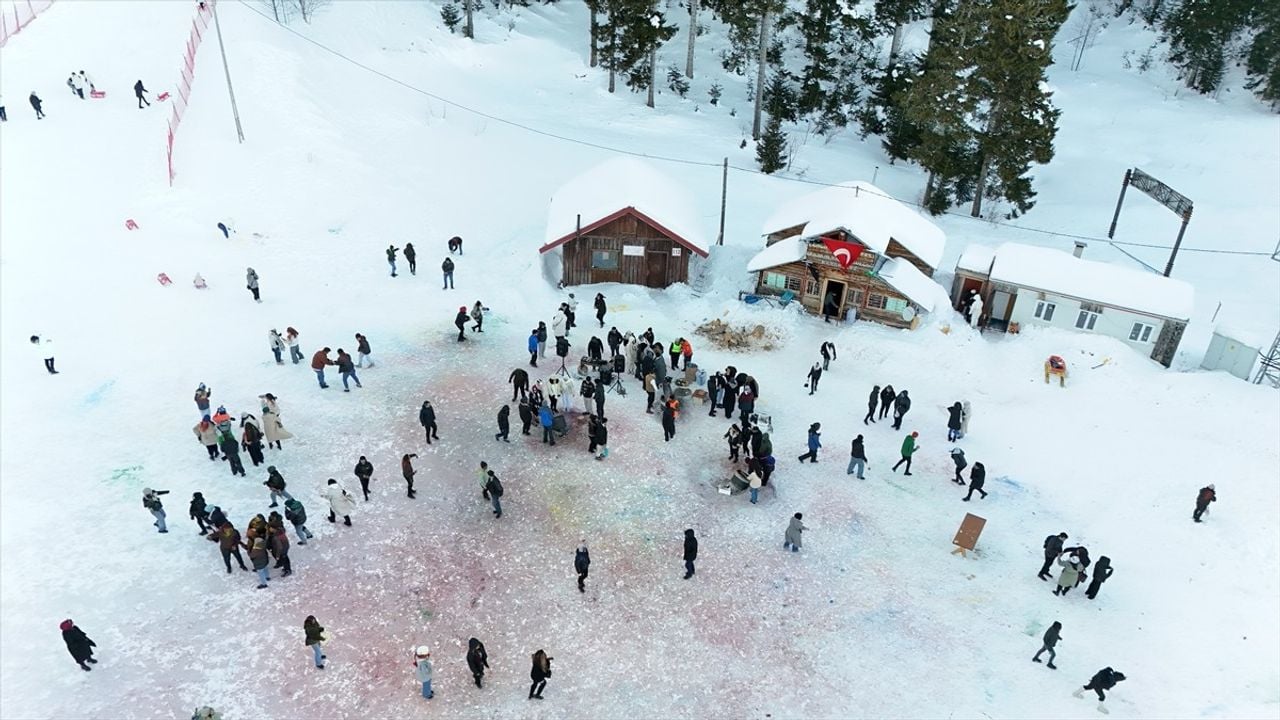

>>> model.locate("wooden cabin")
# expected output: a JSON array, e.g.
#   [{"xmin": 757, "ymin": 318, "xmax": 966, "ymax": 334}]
[
  {"xmin": 540, "ymin": 158, "xmax": 709, "ymax": 289},
  {"xmin": 748, "ymin": 182, "xmax": 946, "ymax": 329}
]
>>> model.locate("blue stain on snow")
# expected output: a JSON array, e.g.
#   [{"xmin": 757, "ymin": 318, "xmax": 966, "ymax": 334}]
[
  {"xmin": 83, "ymin": 380, "xmax": 115, "ymax": 406},
  {"xmin": 994, "ymin": 475, "xmax": 1027, "ymax": 496}
]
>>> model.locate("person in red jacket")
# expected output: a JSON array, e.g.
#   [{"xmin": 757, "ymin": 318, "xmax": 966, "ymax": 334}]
[
  {"xmin": 1193, "ymin": 484, "xmax": 1216, "ymax": 522},
  {"xmin": 311, "ymin": 347, "xmax": 334, "ymax": 389}
]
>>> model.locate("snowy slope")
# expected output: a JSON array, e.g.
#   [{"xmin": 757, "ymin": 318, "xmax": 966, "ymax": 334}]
[{"xmin": 1, "ymin": 2, "xmax": 1278, "ymax": 719}]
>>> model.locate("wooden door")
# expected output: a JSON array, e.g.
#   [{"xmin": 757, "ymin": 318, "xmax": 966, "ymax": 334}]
[{"xmin": 646, "ymin": 251, "xmax": 668, "ymax": 288}]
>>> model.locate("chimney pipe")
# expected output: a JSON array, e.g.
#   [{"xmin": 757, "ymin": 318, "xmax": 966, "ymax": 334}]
[{"xmin": 1072, "ymin": 241, "xmax": 1087, "ymax": 258}]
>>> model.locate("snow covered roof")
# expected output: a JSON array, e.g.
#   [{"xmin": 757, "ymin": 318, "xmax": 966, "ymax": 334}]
[
  {"xmin": 540, "ymin": 157, "xmax": 709, "ymax": 257},
  {"xmin": 956, "ymin": 243, "xmax": 996, "ymax": 275},
  {"xmin": 759, "ymin": 181, "xmax": 945, "ymax": 270},
  {"xmin": 746, "ymin": 237, "xmax": 808, "ymax": 272},
  {"xmin": 989, "ymin": 243, "xmax": 1195, "ymax": 321},
  {"xmin": 878, "ymin": 257, "xmax": 946, "ymax": 314}
]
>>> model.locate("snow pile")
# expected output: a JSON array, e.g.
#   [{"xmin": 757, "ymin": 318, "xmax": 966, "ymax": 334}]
[
  {"xmin": 877, "ymin": 257, "xmax": 950, "ymax": 314},
  {"xmin": 745, "ymin": 235, "xmax": 807, "ymax": 272}
]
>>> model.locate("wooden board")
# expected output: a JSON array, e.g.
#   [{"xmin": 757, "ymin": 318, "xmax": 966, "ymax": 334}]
[{"xmin": 952, "ymin": 512, "xmax": 987, "ymax": 551}]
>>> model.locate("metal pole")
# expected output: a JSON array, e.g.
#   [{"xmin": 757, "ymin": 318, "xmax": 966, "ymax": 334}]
[
  {"xmin": 716, "ymin": 157, "xmax": 727, "ymax": 246},
  {"xmin": 212, "ymin": 1, "xmax": 245, "ymax": 143},
  {"xmin": 1163, "ymin": 208, "xmax": 1192, "ymax": 277},
  {"xmin": 1107, "ymin": 169, "xmax": 1131, "ymax": 238}
]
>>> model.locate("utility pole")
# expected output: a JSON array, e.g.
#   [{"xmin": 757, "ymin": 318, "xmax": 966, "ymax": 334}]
[
  {"xmin": 212, "ymin": 1, "xmax": 245, "ymax": 143},
  {"xmin": 685, "ymin": 0, "xmax": 697, "ymax": 78},
  {"xmin": 717, "ymin": 157, "xmax": 727, "ymax": 246}
]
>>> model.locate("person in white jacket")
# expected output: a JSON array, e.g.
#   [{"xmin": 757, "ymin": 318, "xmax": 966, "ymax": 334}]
[
  {"xmin": 565, "ymin": 293, "xmax": 578, "ymax": 330},
  {"xmin": 321, "ymin": 479, "xmax": 356, "ymax": 526},
  {"xmin": 285, "ymin": 327, "xmax": 303, "ymax": 364},
  {"xmin": 551, "ymin": 308, "xmax": 568, "ymax": 339},
  {"xmin": 30, "ymin": 335, "xmax": 58, "ymax": 374},
  {"xmin": 414, "ymin": 647, "xmax": 434, "ymax": 699},
  {"xmin": 268, "ymin": 330, "xmax": 286, "ymax": 364},
  {"xmin": 546, "ymin": 377, "xmax": 564, "ymax": 412}
]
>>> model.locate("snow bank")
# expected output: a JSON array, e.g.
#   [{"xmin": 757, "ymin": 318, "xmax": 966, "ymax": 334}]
[
  {"xmin": 956, "ymin": 243, "xmax": 996, "ymax": 275},
  {"xmin": 877, "ymin": 257, "xmax": 948, "ymax": 314},
  {"xmin": 745, "ymin": 236, "xmax": 807, "ymax": 272}
]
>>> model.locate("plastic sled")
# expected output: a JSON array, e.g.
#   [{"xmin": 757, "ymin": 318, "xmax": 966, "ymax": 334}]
[
  {"xmin": 157, "ymin": 91, "xmax": 171, "ymax": 101},
  {"xmin": 157, "ymin": 273, "xmax": 173, "ymax": 286},
  {"xmin": 125, "ymin": 219, "xmax": 139, "ymax": 230},
  {"xmin": 90, "ymin": 90, "xmax": 106, "ymax": 99}
]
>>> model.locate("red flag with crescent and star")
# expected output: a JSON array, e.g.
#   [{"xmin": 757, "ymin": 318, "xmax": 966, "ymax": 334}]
[{"xmin": 821, "ymin": 236, "xmax": 864, "ymax": 271}]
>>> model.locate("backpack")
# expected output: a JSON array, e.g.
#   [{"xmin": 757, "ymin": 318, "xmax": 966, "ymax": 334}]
[{"xmin": 491, "ymin": 479, "xmax": 504, "ymax": 497}]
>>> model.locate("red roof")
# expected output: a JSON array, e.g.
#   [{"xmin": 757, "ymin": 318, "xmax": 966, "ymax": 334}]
[{"xmin": 538, "ymin": 207, "xmax": 710, "ymax": 258}]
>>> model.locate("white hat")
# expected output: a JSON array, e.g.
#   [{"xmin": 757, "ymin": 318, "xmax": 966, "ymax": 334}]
[{"xmin": 415, "ymin": 646, "xmax": 430, "ymax": 656}]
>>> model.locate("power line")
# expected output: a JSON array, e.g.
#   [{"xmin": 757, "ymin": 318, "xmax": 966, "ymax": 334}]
[{"xmin": 233, "ymin": 1, "xmax": 1275, "ymax": 260}]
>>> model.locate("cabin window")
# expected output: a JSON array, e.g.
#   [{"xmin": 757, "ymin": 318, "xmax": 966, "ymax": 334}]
[
  {"xmin": 591, "ymin": 250, "xmax": 619, "ymax": 270},
  {"xmin": 1129, "ymin": 322, "xmax": 1154, "ymax": 342},
  {"xmin": 1075, "ymin": 309, "xmax": 1099, "ymax": 331},
  {"xmin": 848, "ymin": 288, "xmax": 864, "ymax": 307},
  {"xmin": 762, "ymin": 272, "xmax": 788, "ymax": 290},
  {"xmin": 805, "ymin": 279, "xmax": 819, "ymax": 297},
  {"xmin": 866, "ymin": 293, "xmax": 887, "ymax": 310},
  {"xmin": 884, "ymin": 297, "xmax": 909, "ymax": 313},
  {"xmin": 1034, "ymin": 301, "xmax": 1056, "ymax": 322}
]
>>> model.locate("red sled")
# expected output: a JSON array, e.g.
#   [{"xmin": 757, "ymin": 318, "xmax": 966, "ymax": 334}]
[
  {"xmin": 90, "ymin": 89, "xmax": 106, "ymax": 99},
  {"xmin": 125, "ymin": 219, "xmax": 139, "ymax": 230},
  {"xmin": 157, "ymin": 92, "xmax": 171, "ymax": 101},
  {"xmin": 157, "ymin": 273, "xmax": 173, "ymax": 286}
]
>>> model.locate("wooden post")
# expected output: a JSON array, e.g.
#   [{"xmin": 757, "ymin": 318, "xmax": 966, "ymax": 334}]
[
  {"xmin": 751, "ymin": 5, "xmax": 770, "ymax": 140},
  {"xmin": 717, "ymin": 158, "xmax": 727, "ymax": 246},
  {"xmin": 685, "ymin": 0, "xmax": 697, "ymax": 79}
]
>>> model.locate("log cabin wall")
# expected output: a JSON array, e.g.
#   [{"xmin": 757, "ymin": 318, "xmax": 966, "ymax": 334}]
[{"xmin": 559, "ymin": 211, "xmax": 691, "ymax": 288}]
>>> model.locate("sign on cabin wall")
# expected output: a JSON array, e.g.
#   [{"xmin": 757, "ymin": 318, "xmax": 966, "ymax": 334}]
[
  {"xmin": 671, "ymin": 247, "xmax": 682, "ymax": 257},
  {"xmin": 622, "ymin": 245, "xmax": 645, "ymax": 257}
]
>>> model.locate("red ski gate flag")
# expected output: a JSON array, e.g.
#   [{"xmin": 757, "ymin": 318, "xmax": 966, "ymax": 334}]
[{"xmin": 821, "ymin": 237, "xmax": 864, "ymax": 271}]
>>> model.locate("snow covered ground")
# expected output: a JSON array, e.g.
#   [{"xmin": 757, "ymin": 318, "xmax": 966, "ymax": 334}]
[{"xmin": 1, "ymin": 2, "xmax": 1278, "ymax": 718}]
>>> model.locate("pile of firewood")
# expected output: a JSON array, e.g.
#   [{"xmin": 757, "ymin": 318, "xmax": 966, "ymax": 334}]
[{"xmin": 695, "ymin": 319, "xmax": 777, "ymax": 351}]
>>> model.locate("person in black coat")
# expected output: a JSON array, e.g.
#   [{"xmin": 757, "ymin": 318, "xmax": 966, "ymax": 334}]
[
  {"xmin": 518, "ymin": 399, "xmax": 533, "ymax": 436},
  {"xmin": 575, "ymin": 542, "xmax": 591, "ymax": 592},
  {"xmin": 947, "ymin": 401, "xmax": 964, "ymax": 441},
  {"xmin": 594, "ymin": 293, "xmax": 607, "ymax": 327},
  {"xmin": 60, "ymin": 619, "xmax": 97, "ymax": 670},
  {"xmin": 891, "ymin": 390, "xmax": 911, "ymax": 430},
  {"xmin": 706, "ymin": 372, "xmax": 721, "ymax": 417},
  {"xmin": 820, "ymin": 341, "xmax": 837, "ymax": 370},
  {"xmin": 721, "ymin": 374, "xmax": 737, "ymax": 420},
  {"xmin": 806, "ymin": 363, "xmax": 823, "ymax": 395},
  {"xmin": 682, "ymin": 528, "xmax": 698, "ymax": 579},
  {"xmin": 419, "ymin": 401, "xmax": 438, "ymax": 444},
  {"xmin": 661, "ymin": 401, "xmax": 676, "ymax": 442},
  {"xmin": 466, "ymin": 638, "xmax": 489, "ymax": 688},
  {"xmin": 864, "ymin": 385, "xmax": 880, "ymax": 424},
  {"xmin": 593, "ymin": 380, "xmax": 606, "ymax": 420},
  {"xmin": 404, "ymin": 242, "xmax": 417, "ymax": 274},
  {"xmin": 963, "ymin": 462, "xmax": 987, "ymax": 501},
  {"xmin": 509, "ymin": 368, "xmax": 529, "ymax": 401},
  {"xmin": 879, "ymin": 385, "xmax": 896, "ymax": 420},
  {"xmin": 1032, "ymin": 621, "xmax": 1061, "ymax": 669},
  {"xmin": 607, "ymin": 327, "xmax": 622, "ymax": 356},
  {"xmin": 1194, "ymin": 484, "xmax": 1216, "ymax": 522},
  {"xmin": 495, "ymin": 405, "xmax": 511, "ymax": 442},
  {"xmin": 1039, "ymin": 532, "xmax": 1068, "ymax": 580},
  {"xmin": 353, "ymin": 456, "xmax": 374, "ymax": 501},
  {"xmin": 587, "ymin": 336, "xmax": 604, "ymax": 361},
  {"xmin": 529, "ymin": 649, "xmax": 552, "ymax": 699},
  {"xmin": 1074, "ymin": 667, "xmax": 1126, "ymax": 706},
  {"xmin": 1064, "ymin": 545, "xmax": 1092, "ymax": 587},
  {"xmin": 454, "ymin": 307, "xmax": 469, "ymax": 342},
  {"xmin": 189, "ymin": 492, "xmax": 212, "ymax": 534},
  {"xmin": 134, "ymin": 79, "xmax": 150, "ymax": 108},
  {"xmin": 1085, "ymin": 556, "xmax": 1113, "ymax": 599}
]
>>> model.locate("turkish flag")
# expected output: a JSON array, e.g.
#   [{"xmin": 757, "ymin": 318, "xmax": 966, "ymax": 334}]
[{"xmin": 821, "ymin": 237, "xmax": 864, "ymax": 271}]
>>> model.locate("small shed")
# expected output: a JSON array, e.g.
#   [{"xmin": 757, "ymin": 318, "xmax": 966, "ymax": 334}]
[
  {"xmin": 1201, "ymin": 326, "xmax": 1264, "ymax": 380},
  {"xmin": 539, "ymin": 158, "xmax": 709, "ymax": 288}
]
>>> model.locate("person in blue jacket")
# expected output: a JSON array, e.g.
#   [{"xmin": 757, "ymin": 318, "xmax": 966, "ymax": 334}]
[
  {"xmin": 539, "ymin": 405, "xmax": 556, "ymax": 446},
  {"xmin": 797, "ymin": 422, "xmax": 822, "ymax": 463},
  {"xmin": 528, "ymin": 329, "xmax": 539, "ymax": 368}
]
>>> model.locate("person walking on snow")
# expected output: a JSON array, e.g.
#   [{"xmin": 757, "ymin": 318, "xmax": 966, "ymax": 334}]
[
  {"xmin": 442, "ymin": 257, "xmax": 455, "ymax": 289},
  {"xmin": 60, "ymin": 620, "xmax": 98, "ymax": 671},
  {"xmin": 414, "ymin": 647, "xmax": 434, "ymax": 699},
  {"xmin": 575, "ymin": 542, "xmax": 591, "ymax": 592},
  {"xmin": 1073, "ymin": 667, "xmax": 1126, "ymax": 714},
  {"xmin": 947, "ymin": 402, "xmax": 964, "ymax": 442},
  {"xmin": 284, "ymin": 498, "xmax": 313, "ymax": 544},
  {"xmin": 245, "ymin": 267, "xmax": 261, "ymax": 302},
  {"xmin": 78, "ymin": 71, "xmax": 96, "ymax": 93},
  {"xmin": 495, "ymin": 405, "xmax": 511, "ymax": 443},
  {"xmin": 68, "ymin": 73, "xmax": 83, "ymax": 99},
  {"xmin": 355, "ymin": 333, "xmax": 374, "ymax": 368},
  {"xmin": 1054, "ymin": 553, "xmax": 1082, "ymax": 596},
  {"xmin": 467, "ymin": 638, "xmax": 489, "ymax": 688},
  {"xmin": 265, "ymin": 466, "xmax": 291, "ymax": 507},
  {"xmin": 285, "ymin": 327, "xmax": 303, "ymax": 364},
  {"xmin": 960, "ymin": 400, "xmax": 971, "ymax": 437},
  {"xmin": 335, "ymin": 349, "xmax": 362, "ymax": 391},
  {"xmin": 1193, "ymin": 484, "xmax": 1216, "ymax": 522},
  {"xmin": 386, "ymin": 245, "xmax": 399, "ymax": 276},
  {"xmin": 891, "ymin": 432, "xmax": 919, "ymax": 475},
  {"xmin": 0, "ymin": 93, "xmax": 6, "ymax": 122},
  {"xmin": 321, "ymin": 478, "xmax": 356, "ymax": 526},
  {"xmin": 949, "ymin": 447, "xmax": 968, "ymax": 485},
  {"xmin": 661, "ymin": 399, "xmax": 677, "ymax": 442},
  {"xmin": 471, "ymin": 301, "xmax": 485, "ymax": 332},
  {"xmin": 311, "ymin": 348, "xmax": 335, "ymax": 389},
  {"xmin": 529, "ymin": 649, "xmax": 552, "ymax": 699},
  {"xmin": 551, "ymin": 308, "xmax": 568, "ymax": 340},
  {"xmin": 30, "ymin": 92, "xmax": 45, "ymax": 119},
  {"xmin": 539, "ymin": 404, "xmax": 556, "ymax": 446},
  {"xmin": 565, "ymin": 293, "xmax": 578, "ymax": 330},
  {"xmin": 402, "ymin": 242, "xmax": 417, "ymax": 274},
  {"xmin": 134, "ymin": 80, "xmax": 149, "ymax": 108},
  {"xmin": 1085, "ymin": 556, "xmax": 1113, "ymax": 599},
  {"xmin": 189, "ymin": 492, "xmax": 213, "ymax": 534},
  {"xmin": 419, "ymin": 400, "xmax": 438, "ymax": 443},
  {"xmin": 963, "ymin": 462, "xmax": 987, "ymax": 501},
  {"xmin": 193, "ymin": 383, "xmax": 213, "ymax": 418},
  {"xmin": 28, "ymin": 335, "xmax": 58, "ymax": 374},
  {"xmin": 143, "ymin": 488, "xmax": 170, "ymax": 533},
  {"xmin": 259, "ymin": 394, "xmax": 292, "ymax": 449},
  {"xmin": 1039, "ymin": 532, "xmax": 1069, "ymax": 580},
  {"xmin": 454, "ymin": 306, "xmax": 469, "ymax": 342},
  {"xmin": 879, "ymin": 385, "xmax": 896, "ymax": 420},
  {"xmin": 518, "ymin": 399, "xmax": 533, "ymax": 436},
  {"xmin": 783, "ymin": 512, "xmax": 807, "ymax": 552},
  {"xmin": 353, "ymin": 456, "xmax": 374, "ymax": 501},
  {"xmin": 806, "ymin": 363, "xmax": 823, "ymax": 395},
  {"xmin": 528, "ymin": 329, "xmax": 540, "ymax": 367},
  {"xmin": 269, "ymin": 522, "xmax": 292, "ymax": 577},
  {"xmin": 892, "ymin": 390, "xmax": 911, "ymax": 430},
  {"xmin": 847, "ymin": 434, "xmax": 867, "ymax": 478},
  {"xmin": 509, "ymin": 368, "xmax": 530, "ymax": 401},
  {"xmin": 401, "ymin": 453, "xmax": 418, "ymax": 498},
  {"xmin": 682, "ymin": 528, "xmax": 698, "ymax": 579},
  {"xmin": 448, "ymin": 235, "xmax": 464, "ymax": 254},
  {"xmin": 820, "ymin": 341, "xmax": 837, "ymax": 370},
  {"xmin": 594, "ymin": 293, "xmax": 607, "ymax": 327},
  {"xmin": 268, "ymin": 329, "xmax": 286, "ymax": 364},
  {"xmin": 1032, "ymin": 621, "xmax": 1062, "ymax": 669},
  {"xmin": 194, "ymin": 416, "xmax": 219, "ymax": 460},
  {"xmin": 214, "ymin": 520, "xmax": 249, "ymax": 573},
  {"xmin": 484, "ymin": 471, "xmax": 503, "ymax": 518},
  {"xmin": 798, "ymin": 423, "xmax": 822, "ymax": 463},
  {"xmin": 304, "ymin": 616, "xmax": 326, "ymax": 669},
  {"xmin": 218, "ymin": 429, "xmax": 246, "ymax": 477}
]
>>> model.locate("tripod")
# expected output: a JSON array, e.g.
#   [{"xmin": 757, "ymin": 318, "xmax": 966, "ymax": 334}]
[
  {"xmin": 607, "ymin": 373, "xmax": 627, "ymax": 396},
  {"xmin": 555, "ymin": 356, "xmax": 572, "ymax": 377}
]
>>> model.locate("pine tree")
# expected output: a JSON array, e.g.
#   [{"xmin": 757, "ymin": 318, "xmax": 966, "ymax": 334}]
[
  {"xmin": 706, "ymin": 0, "xmax": 760, "ymax": 74},
  {"xmin": 667, "ymin": 65, "xmax": 691, "ymax": 97},
  {"xmin": 756, "ymin": 115, "xmax": 788, "ymax": 173},
  {"xmin": 967, "ymin": 0, "xmax": 1071, "ymax": 216},
  {"xmin": 441, "ymin": 3, "xmax": 462, "ymax": 33},
  {"xmin": 1162, "ymin": 0, "xmax": 1250, "ymax": 95},
  {"xmin": 763, "ymin": 71, "xmax": 798, "ymax": 123},
  {"xmin": 1246, "ymin": 0, "xmax": 1280, "ymax": 109},
  {"xmin": 597, "ymin": 0, "xmax": 676, "ymax": 103}
]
